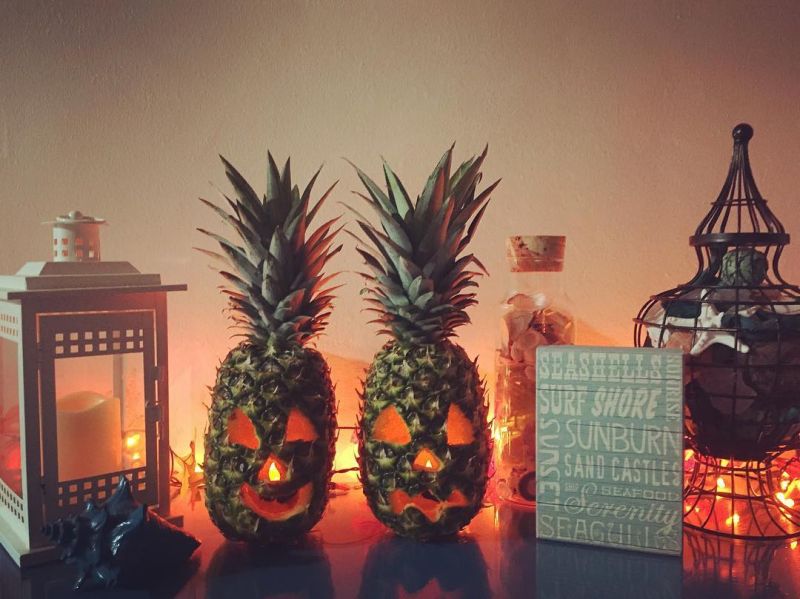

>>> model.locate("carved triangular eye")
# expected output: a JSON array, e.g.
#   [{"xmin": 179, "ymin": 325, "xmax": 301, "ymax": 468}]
[
  {"xmin": 285, "ymin": 408, "xmax": 318, "ymax": 442},
  {"xmin": 228, "ymin": 407, "xmax": 259, "ymax": 450},
  {"xmin": 372, "ymin": 406, "xmax": 412, "ymax": 445},
  {"xmin": 446, "ymin": 405, "xmax": 474, "ymax": 445}
]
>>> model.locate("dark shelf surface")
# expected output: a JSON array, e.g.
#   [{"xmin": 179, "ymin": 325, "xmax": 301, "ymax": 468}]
[{"xmin": 3, "ymin": 476, "xmax": 800, "ymax": 598}]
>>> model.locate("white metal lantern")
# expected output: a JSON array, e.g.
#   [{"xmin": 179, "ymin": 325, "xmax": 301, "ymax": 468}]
[{"xmin": 0, "ymin": 211, "xmax": 186, "ymax": 566}]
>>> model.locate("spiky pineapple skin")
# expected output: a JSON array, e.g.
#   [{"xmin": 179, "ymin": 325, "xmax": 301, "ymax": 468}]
[
  {"xmin": 204, "ymin": 343, "xmax": 336, "ymax": 543},
  {"xmin": 358, "ymin": 340, "xmax": 490, "ymax": 540}
]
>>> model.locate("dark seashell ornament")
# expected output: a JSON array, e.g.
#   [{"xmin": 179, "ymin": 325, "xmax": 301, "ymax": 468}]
[{"xmin": 42, "ymin": 476, "xmax": 200, "ymax": 590}]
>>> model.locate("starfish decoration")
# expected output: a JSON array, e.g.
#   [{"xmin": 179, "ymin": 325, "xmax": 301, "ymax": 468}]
[{"xmin": 646, "ymin": 290, "xmax": 750, "ymax": 356}]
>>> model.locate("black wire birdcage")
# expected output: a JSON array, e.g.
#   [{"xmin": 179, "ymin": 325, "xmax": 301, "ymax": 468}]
[{"xmin": 634, "ymin": 123, "xmax": 800, "ymax": 462}]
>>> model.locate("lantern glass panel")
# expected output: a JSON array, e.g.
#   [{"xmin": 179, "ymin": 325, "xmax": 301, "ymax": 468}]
[
  {"xmin": 0, "ymin": 338, "xmax": 21, "ymax": 497},
  {"xmin": 54, "ymin": 352, "xmax": 147, "ymax": 482}
]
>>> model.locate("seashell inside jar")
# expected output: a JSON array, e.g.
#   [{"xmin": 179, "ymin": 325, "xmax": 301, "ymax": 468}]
[{"xmin": 494, "ymin": 236, "xmax": 575, "ymax": 506}]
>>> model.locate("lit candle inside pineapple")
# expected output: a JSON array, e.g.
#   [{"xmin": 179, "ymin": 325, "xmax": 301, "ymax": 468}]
[
  {"xmin": 257, "ymin": 455, "xmax": 288, "ymax": 483},
  {"xmin": 56, "ymin": 391, "xmax": 121, "ymax": 481},
  {"xmin": 268, "ymin": 461, "xmax": 281, "ymax": 482}
]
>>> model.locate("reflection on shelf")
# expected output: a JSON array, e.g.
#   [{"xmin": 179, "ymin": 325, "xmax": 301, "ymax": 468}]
[
  {"xmin": 206, "ymin": 536, "xmax": 333, "ymax": 599},
  {"xmin": 536, "ymin": 538, "xmax": 681, "ymax": 599},
  {"xmin": 357, "ymin": 534, "xmax": 491, "ymax": 599},
  {"xmin": 684, "ymin": 527, "xmax": 791, "ymax": 598}
]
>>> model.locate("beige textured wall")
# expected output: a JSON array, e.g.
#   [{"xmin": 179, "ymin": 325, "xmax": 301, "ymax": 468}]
[{"xmin": 3, "ymin": 1, "xmax": 800, "ymax": 449}]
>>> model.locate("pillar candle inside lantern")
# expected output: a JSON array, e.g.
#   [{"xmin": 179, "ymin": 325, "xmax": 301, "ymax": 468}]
[{"xmin": 56, "ymin": 391, "xmax": 122, "ymax": 481}]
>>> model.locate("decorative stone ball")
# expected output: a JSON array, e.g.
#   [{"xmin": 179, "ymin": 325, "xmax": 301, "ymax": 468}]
[{"xmin": 720, "ymin": 248, "xmax": 768, "ymax": 287}]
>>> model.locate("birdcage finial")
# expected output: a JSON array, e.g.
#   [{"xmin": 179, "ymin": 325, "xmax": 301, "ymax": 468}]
[{"xmin": 732, "ymin": 122, "xmax": 753, "ymax": 143}]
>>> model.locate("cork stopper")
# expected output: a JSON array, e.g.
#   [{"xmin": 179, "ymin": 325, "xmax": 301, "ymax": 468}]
[{"xmin": 506, "ymin": 235, "xmax": 565, "ymax": 272}]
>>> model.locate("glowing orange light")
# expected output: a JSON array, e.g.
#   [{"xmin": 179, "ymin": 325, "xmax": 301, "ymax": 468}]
[
  {"xmin": 257, "ymin": 454, "xmax": 288, "ymax": 483},
  {"xmin": 774, "ymin": 465, "xmax": 800, "ymax": 509},
  {"xmin": 125, "ymin": 433, "xmax": 141, "ymax": 449},
  {"xmin": 268, "ymin": 461, "xmax": 281, "ymax": 482},
  {"xmin": 131, "ymin": 452, "xmax": 141, "ymax": 461},
  {"xmin": 194, "ymin": 463, "xmax": 203, "ymax": 474},
  {"xmin": 684, "ymin": 449, "xmax": 694, "ymax": 461},
  {"xmin": 720, "ymin": 459, "xmax": 729, "ymax": 467},
  {"xmin": 412, "ymin": 448, "xmax": 442, "ymax": 472},
  {"xmin": 791, "ymin": 540, "xmax": 798, "ymax": 550},
  {"xmin": 725, "ymin": 513, "xmax": 740, "ymax": 526},
  {"xmin": 717, "ymin": 477, "xmax": 726, "ymax": 490}
]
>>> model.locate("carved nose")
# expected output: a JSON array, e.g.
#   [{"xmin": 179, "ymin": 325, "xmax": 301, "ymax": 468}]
[
  {"xmin": 412, "ymin": 448, "xmax": 442, "ymax": 473},
  {"xmin": 258, "ymin": 454, "xmax": 289, "ymax": 483}
]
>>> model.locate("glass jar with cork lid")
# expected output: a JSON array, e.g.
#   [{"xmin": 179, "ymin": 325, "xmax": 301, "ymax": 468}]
[{"xmin": 494, "ymin": 235, "xmax": 575, "ymax": 506}]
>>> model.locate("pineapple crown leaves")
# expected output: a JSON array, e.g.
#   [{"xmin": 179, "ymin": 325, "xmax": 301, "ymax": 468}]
[
  {"xmin": 346, "ymin": 145, "xmax": 499, "ymax": 344},
  {"xmin": 197, "ymin": 153, "xmax": 343, "ymax": 348}
]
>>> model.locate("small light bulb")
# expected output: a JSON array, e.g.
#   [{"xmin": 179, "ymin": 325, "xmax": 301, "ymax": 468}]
[{"xmin": 726, "ymin": 513, "xmax": 740, "ymax": 526}]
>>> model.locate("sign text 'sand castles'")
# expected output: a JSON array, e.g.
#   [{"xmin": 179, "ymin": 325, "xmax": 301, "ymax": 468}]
[{"xmin": 536, "ymin": 346, "xmax": 683, "ymax": 555}]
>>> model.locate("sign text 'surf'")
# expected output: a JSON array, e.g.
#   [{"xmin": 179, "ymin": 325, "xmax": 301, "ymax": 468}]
[{"xmin": 535, "ymin": 346, "xmax": 684, "ymax": 555}]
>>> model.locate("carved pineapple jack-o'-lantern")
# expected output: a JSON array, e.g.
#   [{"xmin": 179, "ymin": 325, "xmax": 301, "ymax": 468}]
[
  {"xmin": 203, "ymin": 357, "xmax": 336, "ymax": 544},
  {"xmin": 200, "ymin": 155, "xmax": 340, "ymax": 543},
  {"xmin": 351, "ymin": 148, "xmax": 496, "ymax": 540},
  {"xmin": 372, "ymin": 403, "xmax": 476, "ymax": 523},
  {"xmin": 359, "ymin": 346, "xmax": 491, "ymax": 540},
  {"xmin": 227, "ymin": 406, "xmax": 319, "ymax": 522}
]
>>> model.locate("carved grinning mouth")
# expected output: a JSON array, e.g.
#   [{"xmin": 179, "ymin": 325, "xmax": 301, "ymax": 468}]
[
  {"xmin": 389, "ymin": 489, "xmax": 469, "ymax": 522},
  {"xmin": 240, "ymin": 482, "xmax": 313, "ymax": 520}
]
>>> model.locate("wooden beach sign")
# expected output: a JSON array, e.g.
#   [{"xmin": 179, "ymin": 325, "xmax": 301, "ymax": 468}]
[{"xmin": 535, "ymin": 346, "xmax": 684, "ymax": 555}]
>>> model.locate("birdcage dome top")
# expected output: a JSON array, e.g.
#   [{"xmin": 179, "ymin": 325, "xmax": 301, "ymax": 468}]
[{"xmin": 690, "ymin": 123, "xmax": 789, "ymax": 248}]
